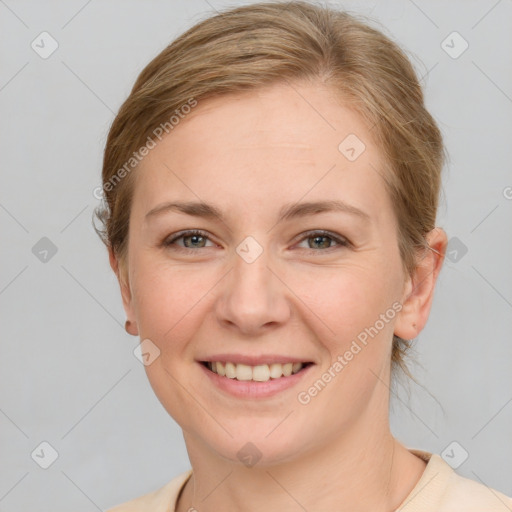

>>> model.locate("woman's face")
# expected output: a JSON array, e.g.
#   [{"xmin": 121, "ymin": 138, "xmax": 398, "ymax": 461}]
[{"xmin": 118, "ymin": 81, "xmax": 416, "ymax": 465}]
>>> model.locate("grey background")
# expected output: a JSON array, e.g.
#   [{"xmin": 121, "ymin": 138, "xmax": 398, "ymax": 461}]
[{"xmin": 1, "ymin": 0, "xmax": 511, "ymax": 510}]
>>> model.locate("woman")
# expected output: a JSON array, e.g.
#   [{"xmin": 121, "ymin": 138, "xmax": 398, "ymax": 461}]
[{"xmin": 96, "ymin": 1, "xmax": 512, "ymax": 510}]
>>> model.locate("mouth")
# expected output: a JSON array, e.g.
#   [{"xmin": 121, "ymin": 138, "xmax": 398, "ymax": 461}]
[{"xmin": 200, "ymin": 361, "xmax": 313, "ymax": 382}]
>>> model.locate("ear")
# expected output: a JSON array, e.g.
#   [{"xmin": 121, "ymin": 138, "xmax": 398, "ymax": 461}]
[
  {"xmin": 108, "ymin": 247, "xmax": 139, "ymax": 336},
  {"xmin": 394, "ymin": 228, "xmax": 447, "ymax": 340}
]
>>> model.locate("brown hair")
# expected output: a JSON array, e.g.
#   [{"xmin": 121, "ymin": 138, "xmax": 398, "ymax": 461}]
[{"xmin": 94, "ymin": 0, "xmax": 446, "ymax": 383}]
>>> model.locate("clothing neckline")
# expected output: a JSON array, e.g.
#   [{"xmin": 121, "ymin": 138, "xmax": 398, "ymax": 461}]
[
  {"xmin": 172, "ymin": 448, "xmax": 450, "ymax": 512},
  {"xmin": 394, "ymin": 448, "xmax": 453, "ymax": 510}
]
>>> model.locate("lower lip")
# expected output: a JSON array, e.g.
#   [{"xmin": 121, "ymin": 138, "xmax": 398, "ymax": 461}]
[{"xmin": 198, "ymin": 362, "xmax": 314, "ymax": 399}]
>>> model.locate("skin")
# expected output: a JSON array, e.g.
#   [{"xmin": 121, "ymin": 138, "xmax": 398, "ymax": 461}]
[{"xmin": 110, "ymin": 80, "xmax": 447, "ymax": 512}]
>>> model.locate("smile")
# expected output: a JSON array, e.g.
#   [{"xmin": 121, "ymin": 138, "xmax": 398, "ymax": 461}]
[{"xmin": 202, "ymin": 361, "xmax": 312, "ymax": 382}]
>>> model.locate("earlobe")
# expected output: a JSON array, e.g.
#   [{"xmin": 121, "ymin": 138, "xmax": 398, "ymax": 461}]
[
  {"xmin": 108, "ymin": 247, "xmax": 139, "ymax": 336},
  {"xmin": 125, "ymin": 319, "xmax": 138, "ymax": 336},
  {"xmin": 394, "ymin": 228, "xmax": 447, "ymax": 341}
]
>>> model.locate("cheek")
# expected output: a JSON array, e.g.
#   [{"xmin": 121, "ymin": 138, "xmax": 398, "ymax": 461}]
[
  {"xmin": 131, "ymin": 258, "xmax": 219, "ymax": 348},
  {"xmin": 130, "ymin": 239, "xmax": 403, "ymax": 356},
  {"xmin": 282, "ymin": 261, "xmax": 398, "ymax": 344}
]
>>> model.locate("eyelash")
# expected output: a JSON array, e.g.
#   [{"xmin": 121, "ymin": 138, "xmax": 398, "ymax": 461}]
[{"xmin": 162, "ymin": 229, "xmax": 350, "ymax": 254}]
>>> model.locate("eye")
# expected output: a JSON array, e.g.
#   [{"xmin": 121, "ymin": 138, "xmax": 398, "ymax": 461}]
[
  {"xmin": 163, "ymin": 230, "xmax": 215, "ymax": 252},
  {"xmin": 295, "ymin": 230, "xmax": 350, "ymax": 251},
  {"xmin": 162, "ymin": 229, "xmax": 350, "ymax": 254}
]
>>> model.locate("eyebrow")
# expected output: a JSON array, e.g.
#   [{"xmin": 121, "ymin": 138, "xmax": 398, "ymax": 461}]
[{"xmin": 145, "ymin": 199, "xmax": 371, "ymax": 224}]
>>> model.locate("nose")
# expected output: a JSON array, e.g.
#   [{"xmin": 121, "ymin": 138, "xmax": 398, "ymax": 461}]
[{"xmin": 215, "ymin": 245, "xmax": 291, "ymax": 335}]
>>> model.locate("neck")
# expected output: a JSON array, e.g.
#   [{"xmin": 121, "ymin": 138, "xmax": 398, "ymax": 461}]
[{"xmin": 176, "ymin": 409, "xmax": 426, "ymax": 512}]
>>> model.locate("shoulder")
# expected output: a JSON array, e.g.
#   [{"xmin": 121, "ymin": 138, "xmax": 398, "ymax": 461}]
[
  {"xmin": 105, "ymin": 469, "xmax": 192, "ymax": 512},
  {"xmin": 401, "ymin": 449, "xmax": 512, "ymax": 512},
  {"xmin": 439, "ymin": 467, "xmax": 512, "ymax": 511}
]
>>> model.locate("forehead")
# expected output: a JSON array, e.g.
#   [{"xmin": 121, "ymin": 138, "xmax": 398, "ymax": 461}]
[
  {"xmin": 133, "ymin": 81, "xmax": 390, "ymax": 221},
  {"xmin": 162, "ymin": 82, "xmax": 373, "ymax": 161}
]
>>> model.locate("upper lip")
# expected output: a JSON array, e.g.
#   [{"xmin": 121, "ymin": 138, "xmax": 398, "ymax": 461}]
[{"xmin": 198, "ymin": 354, "xmax": 314, "ymax": 366}]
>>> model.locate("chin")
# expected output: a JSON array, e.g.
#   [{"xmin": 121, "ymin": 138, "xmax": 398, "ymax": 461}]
[{"xmin": 201, "ymin": 422, "xmax": 313, "ymax": 468}]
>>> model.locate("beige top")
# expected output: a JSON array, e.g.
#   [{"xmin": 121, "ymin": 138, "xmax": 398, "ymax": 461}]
[{"xmin": 106, "ymin": 449, "xmax": 512, "ymax": 511}]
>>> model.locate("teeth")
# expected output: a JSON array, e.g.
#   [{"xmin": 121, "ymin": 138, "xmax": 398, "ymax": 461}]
[
  {"xmin": 225, "ymin": 362, "xmax": 236, "ymax": 379},
  {"xmin": 292, "ymin": 362, "xmax": 302, "ymax": 373},
  {"xmin": 236, "ymin": 364, "xmax": 253, "ymax": 381},
  {"xmin": 269, "ymin": 363, "xmax": 283, "ymax": 378},
  {"xmin": 252, "ymin": 364, "xmax": 270, "ymax": 382},
  {"xmin": 216, "ymin": 361, "xmax": 226, "ymax": 377},
  {"xmin": 206, "ymin": 361, "xmax": 306, "ymax": 381}
]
